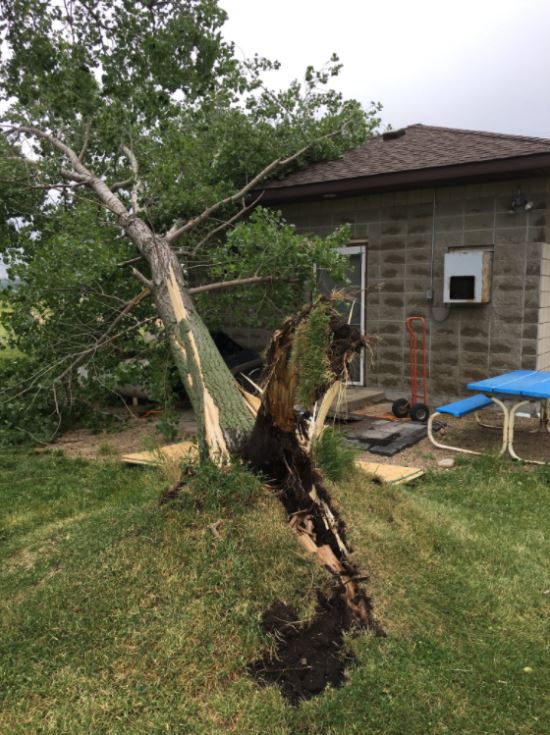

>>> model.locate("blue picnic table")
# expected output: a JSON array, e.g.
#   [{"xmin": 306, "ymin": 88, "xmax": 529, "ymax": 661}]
[
  {"xmin": 467, "ymin": 370, "xmax": 550, "ymax": 400},
  {"xmin": 428, "ymin": 370, "xmax": 550, "ymax": 464},
  {"xmin": 466, "ymin": 370, "xmax": 550, "ymax": 464}
]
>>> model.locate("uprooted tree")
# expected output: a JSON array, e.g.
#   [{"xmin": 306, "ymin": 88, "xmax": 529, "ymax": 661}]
[
  {"xmin": 1, "ymin": 1, "xmax": 381, "ymax": 627},
  {"xmin": 0, "ymin": 0, "xmax": 381, "ymax": 450}
]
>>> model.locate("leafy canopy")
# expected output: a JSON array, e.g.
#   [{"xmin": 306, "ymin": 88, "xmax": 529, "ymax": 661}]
[{"xmin": 0, "ymin": 0, "xmax": 381, "ymax": 443}]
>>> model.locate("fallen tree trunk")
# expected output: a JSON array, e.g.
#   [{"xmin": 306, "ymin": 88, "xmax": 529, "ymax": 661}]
[{"xmin": 147, "ymin": 244, "xmax": 255, "ymax": 462}]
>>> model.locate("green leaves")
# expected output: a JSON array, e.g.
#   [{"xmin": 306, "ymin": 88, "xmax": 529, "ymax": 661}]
[
  {"xmin": 201, "ymin": 208, "xmax": 350, "ymax": 328},
  {"xmin": 0, "ymin": 0, "xmax": 381, "ymax": 443}
]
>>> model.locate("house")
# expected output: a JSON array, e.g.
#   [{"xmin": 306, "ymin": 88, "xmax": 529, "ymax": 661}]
[{"xmin": 254, "ymin": 124, "xmax": 550, "ymax": 404}]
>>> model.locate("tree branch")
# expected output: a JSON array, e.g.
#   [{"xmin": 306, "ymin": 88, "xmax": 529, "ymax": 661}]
[
  {"xmin": 131, "ymin": 266, "xmax": 153, "ymax": 290},
  {"xmin": 54, "ymin": 289, "xmax": 152, "ymax": 383},
  {"xmin": 110, "ymin": 176, "xmax": 133, "ymax": 192},
  {"xmin": 165, "ymin": 125, "xmax": 346, "ymax": 246},
  {"xmin": 121, "ymin": 144, "xmax": 143, "ymax": 213},
  {"xmin": 190, "ymin": 193, "xmax": 263, "ymax": 256},
  {"xmin": 78, "ymin": 120, "xmax": 91, "ymax": 162},
  {"xmin": 189, "ymin": 274, "xmax": 294, "ymax": 295},
  {"xmin": 2, "ymin": 124, "xmax": 133, "ymax": 222},
  {"xmin": 2, "ymin": 124, "xmax": 91, "ymax": 176}
]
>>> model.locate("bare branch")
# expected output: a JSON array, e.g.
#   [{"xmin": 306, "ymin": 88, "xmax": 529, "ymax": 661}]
[
  {"xmin": 121, "ymin": 144, "xmax": 143, "ymax": 214},
  {"xmin": 190, "ymin": 193, "xmax": 264, "ymax": 256},
  {"xmin": 60, "ymin": 168, "xmax": 92, "ymax": 183},
  {"xmin": 131, "ymin": 266, "xmax": 153, "ymax": 290},
  {"xmin": 110, "ymin": 176, "xmax": 134, "ymax": 192},
  {"xmin": 78, "ymin": 120, "xmax": 91, "ymax": 162},
  {"xmin": 189, "ymin": 274, "xmax": 294, "ymax": 295},
  {"xmin": 117, "ymin": 255, "xmax": 145, "ymax": 267},
  {"xmin": 2, "ymin": 124, "xmax": 133, "ymax": 222},
  {"xmin": 2, "ymin": 124, "xmax": 91, "ymax": 176}
]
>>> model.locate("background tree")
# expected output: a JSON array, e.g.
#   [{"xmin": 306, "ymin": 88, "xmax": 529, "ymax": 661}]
[{"xmin": 0, "ymin": 0, "xmax": 381, "ymax": 454}]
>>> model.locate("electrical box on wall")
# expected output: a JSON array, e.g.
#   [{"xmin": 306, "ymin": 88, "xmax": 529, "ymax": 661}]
[{"xmin": 443, "ymin": 249, "xmax": 493, "ymax": 304}]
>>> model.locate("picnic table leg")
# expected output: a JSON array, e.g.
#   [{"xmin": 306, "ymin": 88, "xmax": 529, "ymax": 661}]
[
  {"xmin": 491, "ymin": 397, "xmax": 509, "ymax": 456},
  {"xmin": 475, "ymin": 411, "xmax": 504, "ymax": 430},
  {"xmin": 543, "ymin": 400, "xmax": 550, "ymax": 434},
  {"xmin": 508, "ymin": 400, "xmax": 548, "ymax": 464},
  {"xmin": 428, "ymin": 412, "xmax": 483, "ymax": 455},
  {"xmin": 428, "ymin": 398, "xmax": 508, "ymax": 456}
]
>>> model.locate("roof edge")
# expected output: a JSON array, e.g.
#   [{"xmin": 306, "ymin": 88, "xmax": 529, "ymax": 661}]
[{"xmin": 258, "ymin": 153, "xmax": 550, "ymax": 204}]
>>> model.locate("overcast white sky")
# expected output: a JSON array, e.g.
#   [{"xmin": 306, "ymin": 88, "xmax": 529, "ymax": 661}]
[{"xmin": 221, "ymin": 0, "xmax": 550, "ymax": 138}]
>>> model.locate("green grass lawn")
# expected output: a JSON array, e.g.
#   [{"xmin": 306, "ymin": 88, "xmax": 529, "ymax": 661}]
[{"xmin": 0, "ymin": 452, "xmax": 548, "ymax": 734}]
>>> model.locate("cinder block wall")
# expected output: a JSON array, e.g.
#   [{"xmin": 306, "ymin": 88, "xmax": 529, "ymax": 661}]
[
  {"xmin": 536, "ymin": 243, "xmax": 550, "ymax": 370},
  {"xmin": 279, "ymin": 176, "xmax": 550, "ymax": 403}
]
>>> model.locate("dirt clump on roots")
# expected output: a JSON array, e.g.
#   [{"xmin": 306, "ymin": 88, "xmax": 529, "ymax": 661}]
[{"xmin": 249, "ymin": 588, "xmax": 361, "ymax": 705}]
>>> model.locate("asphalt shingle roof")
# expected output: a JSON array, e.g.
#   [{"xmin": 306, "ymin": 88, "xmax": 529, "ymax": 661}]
[{"xmin": 266, "ymin": 124, "xmax": 550, "ymax": 190}]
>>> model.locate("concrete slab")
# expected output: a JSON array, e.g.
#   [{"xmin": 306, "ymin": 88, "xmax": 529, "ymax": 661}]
[
  {"xmin": 345, "ymin": 419, "xmax": 402, "ymax": 445},
  {"xmin": 367, "ymin": 423, "xmax": 428, "ymax": 456},
  {"xmin": 330, "ymin": 386, "xmax": 385, "ymax": 418}
]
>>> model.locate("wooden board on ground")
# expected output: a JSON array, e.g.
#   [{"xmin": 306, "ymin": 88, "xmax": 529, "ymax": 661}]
[
  {"xmin": 121, "ymin": 441, "xmax": 197, "ymax": 466},
  {"xmin": 356, "ymin": 459, "xmax": 424, "ymax": 484}
]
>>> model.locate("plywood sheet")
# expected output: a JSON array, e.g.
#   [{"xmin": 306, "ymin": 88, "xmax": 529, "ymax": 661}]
[
  {"xmin": 355, "ymin": 459, "xmax": 424, "ymax": 484},
  {"xmin": 121, "ymin": 441, "xmax": 197, "ymax": 466}
]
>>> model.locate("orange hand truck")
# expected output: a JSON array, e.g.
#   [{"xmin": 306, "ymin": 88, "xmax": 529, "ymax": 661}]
[{"xmin": 391, "ymin": 315, "xmax": 430, "ymax": 422}]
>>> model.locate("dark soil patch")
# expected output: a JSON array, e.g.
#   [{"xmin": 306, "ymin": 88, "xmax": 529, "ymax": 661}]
[{"xmin": 249, "ymin": 588, "xmax": 359, "ymax": 705}]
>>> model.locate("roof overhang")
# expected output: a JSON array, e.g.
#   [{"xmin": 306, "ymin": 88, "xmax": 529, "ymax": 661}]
[{"xmin": 258, "ymin": 153, "xmax": 550, "ymax": 204}]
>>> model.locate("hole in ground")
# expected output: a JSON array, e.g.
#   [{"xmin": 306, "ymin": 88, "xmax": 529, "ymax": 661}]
[{"xmin": 249, "ymin": 587, "xmax": 361, "ymax": 705}]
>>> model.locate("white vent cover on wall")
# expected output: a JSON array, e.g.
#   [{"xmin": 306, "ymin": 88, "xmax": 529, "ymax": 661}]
[{"xmin": 443, "ymin": 249, "xmax": 493, "ymax": 304}]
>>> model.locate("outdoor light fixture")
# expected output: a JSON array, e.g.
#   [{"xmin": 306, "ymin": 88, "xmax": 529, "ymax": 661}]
[{"xmin": 508, "ymin": 189, "xmax": 534, "ymax": 214}]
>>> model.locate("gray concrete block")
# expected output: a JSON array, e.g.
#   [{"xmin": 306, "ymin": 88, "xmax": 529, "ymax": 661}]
[
  {"xmin": 464, "ymin": 212, "xmax": 495, "ymax": 229},
  {"xmin": 461, "ymin": 323, "xmax": 490, "ymax": 338},
  {"xmin": 435, "ymin": 200, "xmax": 465, "ymax": 215},
  {"xmin": 381, "ymin": 265, "xmax": 404, "ymax": 279},
  {"xmin": 463, "ymin": 230, "xmax": 494, "ymax": 247},
  {"xmin": 490, "ymin": 353, "xmax": 522, "ymax": 371},
  {"xmin": 494, "ymin": 228, "xmax": 529, "ymax": 244},
  {"xmin": 380, "ymin": 236, "xmax": 406, "ymax": 251},
  {"xmin": 523, "ymin": 323, "xmax": 538, "ymax": 340},
  {"xmin": 435, "ymin": 230, "xmax": 464, "ymax": 247},
  {"xmin": 407, "ymin": 219, "xmax": 432, "ymax": 235},
  {"xmin": 464, "ymin": 196, "xmax": 496, "ymax": 214},
  {"xmin": 407, "ymin": 236, "xmax": 431, "ymax": 250},
  {"xmin": 522, "ymin": 341, "xmax": 537, "ymax": 357},
  {"xmin": 381, "ymin": 252, "xmax": 405, "ymax": 265},
  {"xmin": 409, "ymin": 264, "xmax": 431, "ymax": 277},
  {"xmin": 381, "ymin": 222, "xmax": 405, "ymax": 236},
  {"xmin": 462, "ymin": 339, "xmax": 490, "ymax": 353},
  {"xmin": 381, "ymin": 205, "xmax": 408, "ymax": 221},
  {"xmin": 384, "ymin": 281, "xmax": 405, "ymax": 293},
  {"xmin": 522, "ymin": 353, "xmax": 537, "ymax": 369}
]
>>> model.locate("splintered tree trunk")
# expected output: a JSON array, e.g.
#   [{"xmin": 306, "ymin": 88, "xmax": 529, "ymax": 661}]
[
  {"xmin": 147, "ymin": 240, "xmax": 254, "ymax": 462},
  {"xmin": 243, "ymin": 302, "xmax": 377, "ymax": 625}
]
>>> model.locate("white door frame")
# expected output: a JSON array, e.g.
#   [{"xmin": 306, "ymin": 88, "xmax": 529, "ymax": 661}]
[{"xmin": 338, "ymin": 244, "xmax": 367, "ymax": 386}]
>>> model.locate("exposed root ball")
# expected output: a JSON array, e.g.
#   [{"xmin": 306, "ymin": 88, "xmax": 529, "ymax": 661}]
[{"xmin": 244, "ymin": 298, "xmax": 383, "ymax": 702}]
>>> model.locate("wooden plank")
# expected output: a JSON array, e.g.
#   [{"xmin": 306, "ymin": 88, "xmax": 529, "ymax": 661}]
[
  {"xmin": 121, "ymin": 441, "xmax": 197, "ymax": 466},
  {"xmin": 355, "ymin": 459, "xmax": 424, "ymax": 484}
]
